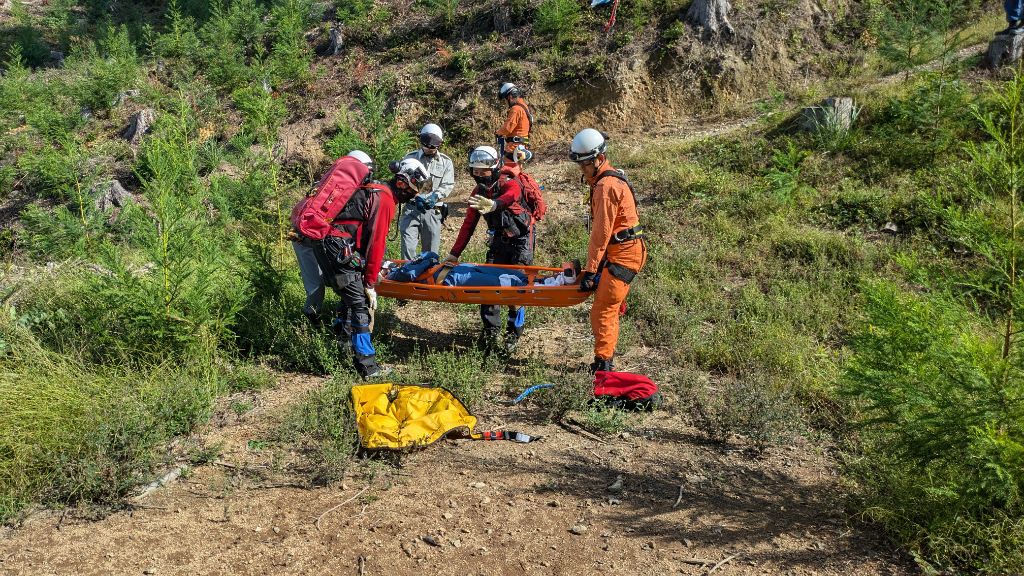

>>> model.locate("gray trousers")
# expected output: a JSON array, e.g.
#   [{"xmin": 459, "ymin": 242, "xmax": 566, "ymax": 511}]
[
  {"xmin": 399, "ymin": 204, "xmax": 442, "ymax": 260},
  {"xmin": 292, "ymin": 240, "xmax": 325, "ymax": 316}
]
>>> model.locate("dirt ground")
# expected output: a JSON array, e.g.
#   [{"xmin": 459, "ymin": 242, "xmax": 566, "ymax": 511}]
[{"xmin": 0, "ymin": 369, "xmax": 908, "ymax": 576}]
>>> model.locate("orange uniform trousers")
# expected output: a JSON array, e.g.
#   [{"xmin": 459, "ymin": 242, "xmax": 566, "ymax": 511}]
[{"xmin": 591, "ymin": 238, "xmax": 647, "ymax": 361}]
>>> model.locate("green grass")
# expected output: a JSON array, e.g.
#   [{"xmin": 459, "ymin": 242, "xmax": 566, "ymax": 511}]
[{"xmin": 0, "ymin": 314, "xmax": 221, "ymax": 523}]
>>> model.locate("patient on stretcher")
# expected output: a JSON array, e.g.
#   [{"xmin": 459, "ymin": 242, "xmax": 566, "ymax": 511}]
[{"xmin": 382, "ymin": 252, "xmax": 579, "ymax": 287}]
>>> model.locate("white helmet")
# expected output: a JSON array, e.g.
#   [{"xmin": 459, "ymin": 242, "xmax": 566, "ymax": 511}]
[
  {"xmin": 569, "ymin": 128, "xmax": 608, "ymax": 163},
  {"xmin": 468, "ymin": 145, "xmax": 501, "ymax": 170},
  {"xmin": 392, "ymin": 157, "xmax": 429, "ymax": 183},
  {"xmin": 419, "ymin": 123, "xmax": 443, "ymax": 148},
  {"xmin": 388, "ymin": 157, "xmax": 430, "ymax": 201},
  {"xmin": 345, "ymin": 149, "xmax": 374, "ymax": 169},
  {"xmin": 498, "ymin": 82, "xmax": 519, "ymax": 99}
]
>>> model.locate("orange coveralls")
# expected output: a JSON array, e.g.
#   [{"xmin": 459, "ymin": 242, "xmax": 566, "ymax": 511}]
[
  {"xmin": 584, "ymin": 165, "xmax": 647, "ymax": 361},
  {"xmin": 496, "ymin": 97, "xmax": 532, "ymax": 153}
]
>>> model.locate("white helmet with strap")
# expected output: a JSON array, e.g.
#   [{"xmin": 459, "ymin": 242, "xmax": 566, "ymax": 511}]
[
  {"xmin": 468, "ymin": 145, "xmax": 502, "ymax": 188},
  {"xmin": 498, "ymin": 82, "xmax": 519, "ymax": 99},
  {"xmin": 387, "ymin": 157, "xmax": 430, "ymax": 202},
  {"xmin": 569, "ymin": 128, "xmax": 608, "ymax": 163},
  {"xmin": 419, "ymin": 123, "xmax": 443, "ymax": 148},
  {"xmin": 468, "ymin": 145, "xmax": 501, "ymax": 170}
]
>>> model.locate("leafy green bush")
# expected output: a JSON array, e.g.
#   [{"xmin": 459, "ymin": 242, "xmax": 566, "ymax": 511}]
[
  {"xmin": 68, "ymin": 25, "xmax": 141, "ymax": 113},
  {"xmin": 535, "ymin": 0, "xmax": 581, "ymax": 46},
  {"xmin": 392, "ymin": 348, "xmax": 490, "ymax": 409},
  {"xmin": 232, "ymin": 85, "xmax": 287, "ymax": 144},
  {"xmin": 1, "ymin": 1, "xmax": 51, "ymax": 68},
  {"xmin": 268, "ymin": 0, "xmax": 320, "ymax": 87},
  {"xmin": 198, "ymin": 0, "xmax": 266, "ymax": 92},
  {"xmin": 233, "ymin": 245, "xmax": 343, "ymax": 374},
  {"xmin": 323, "ymin": 84, "xmax": 415, "ymax": 167},
  {"xmin": 843, "ymin": 281, "xmax": 1024, "ymax": 573}
]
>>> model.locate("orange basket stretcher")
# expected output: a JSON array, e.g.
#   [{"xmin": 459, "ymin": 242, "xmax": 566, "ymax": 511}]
[{"xmin": 375, "ymin": 261, "xmax": 592, "ymax": 307}]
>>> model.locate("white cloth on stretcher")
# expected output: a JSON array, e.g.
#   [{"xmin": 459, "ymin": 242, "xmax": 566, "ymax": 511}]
[{"xmin": 535, "ymin": 272, "xmax": 577, "ymax": 286}]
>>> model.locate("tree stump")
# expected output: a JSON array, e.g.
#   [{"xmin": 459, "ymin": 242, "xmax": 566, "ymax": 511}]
[
  {"xmin": 984, "ymin": 32, "xmax": 1024, "ymax": 69},
  {"xmin": 799, "ymin": 97, "xmax": 856, "ymax": 133},
  {"xmin": 94, "ymin": 179, "xmax": 133, "ymax": 212},
  {"xmin": 686, "ymin": 0, "xmax": 734, "ymax": 38},
  {"xmin": 123, "ymin": 108, "xmax": 155, "ymax": 147},
  {"xmin": 327, "ymin": 23, "xmax": 344, "ymax": 56}
]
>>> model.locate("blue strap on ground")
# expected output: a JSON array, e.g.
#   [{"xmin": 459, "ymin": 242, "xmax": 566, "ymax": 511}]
[{"xmin": 513, "ymin": 383, "xmax": 553, "ymax": 404}]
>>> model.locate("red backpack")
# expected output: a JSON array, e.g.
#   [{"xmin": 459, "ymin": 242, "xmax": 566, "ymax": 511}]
[
  {"xmin": 290, "ymin": 157, "xmax": 370, "ymax": 240},
  {"xmin": 499, "ymin": 167, "xmax": 547, "ymax": 222},
  {"xmin": 593, "ymin": 371, "xmax": 663, "ymax": 412}
]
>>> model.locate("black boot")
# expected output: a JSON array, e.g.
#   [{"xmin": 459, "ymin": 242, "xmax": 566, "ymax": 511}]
[
  {"xmin": 477, "ymin": 328, "xmax": 500, "ymax": 354},
  {"xmin": 503, "ymin": 324, "xmax": 523, "ymax": 355},
  {"xmin": 589, "ymin": 356, "xmax": 614, "ymax": 374}
]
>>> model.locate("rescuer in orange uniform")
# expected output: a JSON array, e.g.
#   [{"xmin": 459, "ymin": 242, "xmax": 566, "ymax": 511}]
[
  {"xmin": 495, "ymin": 82, "xmax": 533, "ymax": 156},
  {"xmin": 569, "ymin": 129, "xmax": 647, "ymax": 373}
]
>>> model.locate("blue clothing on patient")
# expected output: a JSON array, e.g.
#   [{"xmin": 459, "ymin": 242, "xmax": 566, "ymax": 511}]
[{"xmin": 440, "ymin": 265, "xmax": 528, "ymax": 287}]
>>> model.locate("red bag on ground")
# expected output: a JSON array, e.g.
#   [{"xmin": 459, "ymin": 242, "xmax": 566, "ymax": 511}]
[
  {"xmin": 593, "ymin": 371, "xmax": 663, "ymax": 412},
  {"xmin": 290, "ymin": 156, "xmax": 370, "ymax": 240}
]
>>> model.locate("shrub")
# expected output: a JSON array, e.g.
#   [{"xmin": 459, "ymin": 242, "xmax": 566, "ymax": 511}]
[
  {"xmin": 323, "ymin": 84, "xmax": 415, "ymax": 167},
  {"xmin": 233, "ymin": 245, "xmax": 343, "ymax": 374},
  {"xmin": 268, "ymin": 0, "xmax": 320, "ymax": 87},
  {"xmin": 276, "ymin": 374, "xmax": 359, "ymax": 485},
  {"xmin": 232, "ymin": 85, "xmax": 288, "ymax": 145},
  {"xmin": 689, "ymin": 372, "xmax": 802, "ymax": 448},
  {"xmin": 0, "ymin": 313, "xmax": 221, "ymax": 523},
  {"xmin": 392, "ymin": 348, "xmax": 491, "ymax": 409},
  {"xmin": 535, "ymin": 0, "xmax": 581, "ymax": 46},
  {"xmin": 2, "ymin": 1, "xmax": 51, "ymax": 68},
  {"xmin": 843, "ymin": 281, "xmax": 1024, "ymax": 573},
  {"xmin": 199, "ymin": 0, "xmax": 266, "ymax": 92},
  {"xmin": 68, "ymin": 25, "xmax": 141, "ymax": 113}
]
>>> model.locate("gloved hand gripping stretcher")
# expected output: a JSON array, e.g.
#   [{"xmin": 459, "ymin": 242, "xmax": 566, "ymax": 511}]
[{"xmin": 376, "ymin": 251, "xmax": 592, "ymax": 307}]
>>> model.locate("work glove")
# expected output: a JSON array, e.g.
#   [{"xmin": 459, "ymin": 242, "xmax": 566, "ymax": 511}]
[
  {"xmin": 413, "ymin": 196, "xmax": 430, "ymax": 213},
  {"xmin": 468, "ymin": 195, "xmax": 497, "ymax": 214},
  {"xmin": 579, "ymin": 272, "xmax": 599, "ymax": 292},
  {"xmin": 364, "ymin": 285, "xmax": 378, "ymax": 310}
]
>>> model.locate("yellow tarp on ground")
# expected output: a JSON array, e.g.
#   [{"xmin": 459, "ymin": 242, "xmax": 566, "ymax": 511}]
[{"xmin": 351, "ymin": 383, "xmax": 477, "ymax": 450}]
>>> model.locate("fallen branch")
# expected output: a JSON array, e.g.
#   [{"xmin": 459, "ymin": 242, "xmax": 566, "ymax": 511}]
[
  {"xmin": 314, "ymin": 484, "xmax": 371, "ymax": 531},
  {"xmin": 358, "ymin": 555, "xmax": 366, "ymax": 575},
  {"xmin": 707, "ymin": 553, "xmax": 739, "ymax": 574},
  {"xmin": 673, "ymin": 483, "xmax": 685, "ymax": 508},
  {"xmin": 134, "ymin": 464, "xmax": 185, "ymax": 500},
  {"xmin": 558, "ymin": 421, "xmax": 608, "ymax": 444},
  {"xmin": 130, "ymin": 503, "xmax": 169, "ymax": 511},
  {"xmin": 681, "ymin": 558, "xmax": 713, "ymax": 565}
]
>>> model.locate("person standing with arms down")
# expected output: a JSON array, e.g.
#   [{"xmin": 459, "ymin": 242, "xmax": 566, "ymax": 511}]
[
  {"xmin": 445, "ymin": 145, "xmax": 535, "ymax": 355},
  {"xmin": 569, "ymin": 129, "xmax": 647, "ymax": 373},
  {"xmin": 400, "ymin": 123, "xmax": 455, "ymax": 260},
  {"xmin": 495, "ymin": 82, "xmax": 533, "ymax": 157}
]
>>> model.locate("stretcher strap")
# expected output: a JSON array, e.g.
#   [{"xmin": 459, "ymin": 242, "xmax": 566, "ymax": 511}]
[
  {"xmin": 471, "ymin": 430, "xmax": 540, "ymax": 443},
  {"xmin": 604, "ymin": 0, "xmax": 620, "ymax": 32}
]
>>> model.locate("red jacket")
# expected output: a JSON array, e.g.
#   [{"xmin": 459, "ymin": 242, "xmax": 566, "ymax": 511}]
[
  {"xmin": 451, "ymin": 175, "xmax": 527, "ymax": 257},
  {"xmin": 331, "ymin": 182, "xmax": 396, "ymax": 288}
]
